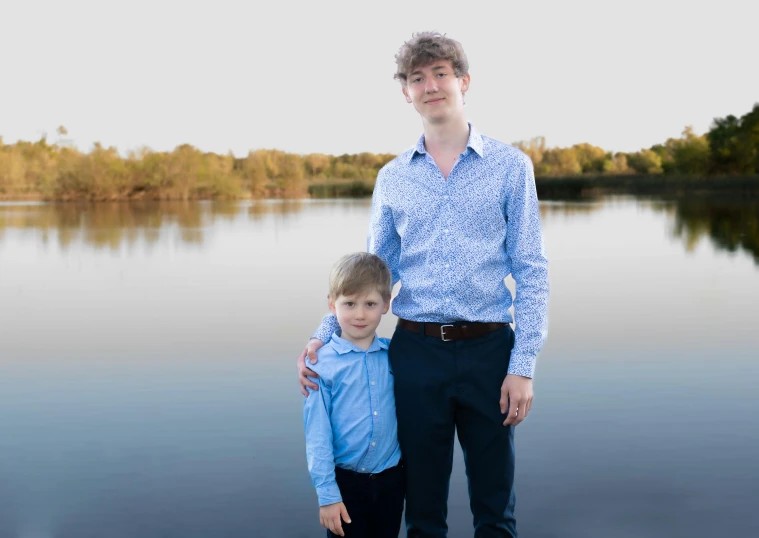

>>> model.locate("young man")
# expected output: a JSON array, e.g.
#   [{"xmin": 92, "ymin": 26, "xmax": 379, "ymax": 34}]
[
  {"xmin": 303, "ymin": 253, "xmax": 404, "ymax": 538},
  {"xmin": 299, "ymin": 32, "xmax": 549, "ymax": 537}
]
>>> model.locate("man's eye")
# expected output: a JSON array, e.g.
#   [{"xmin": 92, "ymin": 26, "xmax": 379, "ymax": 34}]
[
  {"xmin": 412, "ymin": 78, "xmax": 422, "ymax": 83},
  {"xmin": 437, "ymin": 73, "xmax": 446, "ymax": 77}
]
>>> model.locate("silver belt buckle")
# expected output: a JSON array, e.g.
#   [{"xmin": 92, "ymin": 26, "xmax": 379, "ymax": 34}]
[{"xmin": 440, "ymin": 324, "xmax": 454, "ymax": 342}]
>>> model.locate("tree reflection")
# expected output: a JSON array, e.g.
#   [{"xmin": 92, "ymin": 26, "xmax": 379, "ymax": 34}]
[
  {"xmin": 1, "ymin": 198, "xmax": 757, "ymax": 264},
  {"xmin": 0, "ymin": 202, "xmax": 244, "ymax": 251},
  {"xmin": 668, "ymin": 197, "xmax": 759, "ymax": 264}
]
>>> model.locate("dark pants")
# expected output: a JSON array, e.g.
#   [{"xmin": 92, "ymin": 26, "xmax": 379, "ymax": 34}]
[
  {"xmin": 327, "ymin": 463, "xmax": 406, "ymax": 538},
  {"xmin": 389, "ymin": 324, "xmax": 517, "ymax": 538}
]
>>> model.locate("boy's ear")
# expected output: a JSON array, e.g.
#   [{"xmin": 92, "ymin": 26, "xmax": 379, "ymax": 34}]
[
  {"xmin": 381, "ymin": 298, "xmax": 390, "ymax": 315},
  {"xmin": 328, "ymin": 294, "xmax": 336, "ymax": 314}
]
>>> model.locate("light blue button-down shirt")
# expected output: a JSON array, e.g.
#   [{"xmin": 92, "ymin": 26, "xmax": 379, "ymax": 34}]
[
  {"xmin": 303, "ymin": 331, "xmax": 401, "ymax": 506},
  {"xmin": 313, "ymin": 124, "xmax": 549, "ymax": 378}
]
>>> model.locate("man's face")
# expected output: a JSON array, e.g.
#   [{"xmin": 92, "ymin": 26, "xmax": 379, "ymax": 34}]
[{"xmin": 402, "ymin": 59, "xmax": 470, "ymax": 124}]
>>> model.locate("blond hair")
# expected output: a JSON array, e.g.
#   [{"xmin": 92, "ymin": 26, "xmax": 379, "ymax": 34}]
[{"xmin": 329, "ymin": 252, "xmax": 392, "ymax": 301}]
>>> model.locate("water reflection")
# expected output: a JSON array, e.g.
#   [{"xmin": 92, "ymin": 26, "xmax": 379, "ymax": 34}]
[
  {"xmin": 669, "ymin": 197, "xmax": 759, "ymax": 264},
  {"xmin": 1, "ymin": 197, "xmax": 758, "ymax": 264}
]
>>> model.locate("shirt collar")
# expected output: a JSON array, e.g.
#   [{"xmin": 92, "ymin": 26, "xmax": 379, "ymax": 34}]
[
  {"xmin": 330, "ymin": 330, "xmax": 388, "ymax": 354},
  {"xmin": 407, "ymin": 122, "xmax": 484, "ymax": 163}
]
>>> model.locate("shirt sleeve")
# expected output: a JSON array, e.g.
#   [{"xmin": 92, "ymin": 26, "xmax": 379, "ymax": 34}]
[
  {"xmin": 311, "ymin": 314, "xmax": 340, "ymax": 344},
  {"xmin": 504, "ymin": 153, "xmax": 549, "ymax": 378},
  {"xmin": 367, "ymin": 168, "xmax": 401, "ymax": 286},
  {"xmin": 303, "ymin": 377, "xmax": 342, "ymax": 506}
]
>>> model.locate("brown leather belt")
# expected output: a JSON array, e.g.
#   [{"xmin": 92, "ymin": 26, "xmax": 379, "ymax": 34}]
[{"xmin": 397, "ymin": 319, "xmax": 507, "ymax": 342}]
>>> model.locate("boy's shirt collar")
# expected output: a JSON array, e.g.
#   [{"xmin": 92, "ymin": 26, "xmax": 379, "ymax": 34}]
[
  {"xmin": 330, "ymin": 330, "xmax": 388, "ymax": 354},
  {"xmin": 408, "ymin": 122, "xmax": 484, "ymax": 163}
]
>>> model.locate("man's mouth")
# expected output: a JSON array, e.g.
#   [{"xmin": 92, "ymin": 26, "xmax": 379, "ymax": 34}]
[{"xmin": 426, "ymin": 98, "xmax": 445, "ymax": 104}]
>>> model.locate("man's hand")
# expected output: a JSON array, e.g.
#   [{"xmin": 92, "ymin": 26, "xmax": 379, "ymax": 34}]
[
  {"xmin": 500, "ymin": 374, "xmax": 533, "ymax": 426},
  {"xmin": 298, "ymin": 339, "xmax": 325, "ymax": 397},
  {"xmin": 319, "ymin": 501, "xmax": 351, "ymax": 537}
]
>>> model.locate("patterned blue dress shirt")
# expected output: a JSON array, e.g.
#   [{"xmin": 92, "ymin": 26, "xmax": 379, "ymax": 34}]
[
  {"xmin": 303, "ymin": 331, "xmax": 401, "ymax": 506},
  {"xmin": 313, "ymin": 124, "xmax": 549, "ymax": 378}
]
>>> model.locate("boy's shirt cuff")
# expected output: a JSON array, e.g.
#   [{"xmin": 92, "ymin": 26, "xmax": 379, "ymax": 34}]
[{"xmin": 316, "ymin": 481, "xmax": 342, "ymax": 506}]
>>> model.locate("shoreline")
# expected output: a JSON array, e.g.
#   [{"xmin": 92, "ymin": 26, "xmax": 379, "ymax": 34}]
[{"xmin": 1, "ymin": 175, "xmax": 758, "ymax": 202}]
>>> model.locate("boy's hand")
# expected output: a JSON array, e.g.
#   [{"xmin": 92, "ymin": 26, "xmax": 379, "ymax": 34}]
[
  {"xmin": 297, "ymin": 339, "xmax": 325, "ymax": 396},
  {"xmin": 500, "ymin": 374, "xmax": 533, "ymax": 426},
  {"xmin": 319, "ymin": 502, "xmax": 351, "ymax": 536}
]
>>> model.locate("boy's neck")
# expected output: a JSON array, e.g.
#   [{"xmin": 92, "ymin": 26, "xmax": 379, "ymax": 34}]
[
  {"xmin": 339, "ymin": 331, "xmax": 376, "ymax": 351},
  {"xmin": 422, "ymin": 116, "xmax": 470, "ymax": 155}
]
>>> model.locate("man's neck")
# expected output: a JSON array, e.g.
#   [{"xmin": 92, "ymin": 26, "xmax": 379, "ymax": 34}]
[{"xmin": 422, "ymin": 117, "xmax": 470, "ymax": 155}]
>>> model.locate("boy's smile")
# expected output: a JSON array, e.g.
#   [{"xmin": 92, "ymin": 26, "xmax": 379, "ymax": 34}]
[{"xmin": 329, "ymin": 289, "xmax": 389, "ymax": 350}]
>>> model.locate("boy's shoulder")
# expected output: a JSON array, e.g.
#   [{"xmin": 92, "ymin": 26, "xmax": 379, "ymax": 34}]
[{"xmin": 311, "ymin": 342, "xmax": 341, "ymax": 377}]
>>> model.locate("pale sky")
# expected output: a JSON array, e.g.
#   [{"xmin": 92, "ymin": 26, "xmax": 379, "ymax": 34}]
[{"xmin": 2, "ymin": 0, "xmax": 757, "ymax": 157}]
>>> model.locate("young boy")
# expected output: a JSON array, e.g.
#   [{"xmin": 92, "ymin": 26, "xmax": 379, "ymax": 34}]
[{"xmin": 303, "ymin": 252, "xmax": 404, "ymax": 538}]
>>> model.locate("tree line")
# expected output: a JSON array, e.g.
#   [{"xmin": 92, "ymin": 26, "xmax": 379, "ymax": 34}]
[
  {"xmin": 515, "ymin": 103, "xmax": 758, "ymax": 177},
  {"xmin": 1, "ymin": 105, "xmax": 756, "ymax": 200}
]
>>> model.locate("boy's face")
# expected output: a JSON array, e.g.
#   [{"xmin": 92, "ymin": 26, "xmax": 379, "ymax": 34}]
[
  {"xmin": 329, "ymin": 288, "xmax": 389, "ymax": 347},
  {"xmin": 402, "ymin": 59, "xmax": 470, "ymax": 124}
]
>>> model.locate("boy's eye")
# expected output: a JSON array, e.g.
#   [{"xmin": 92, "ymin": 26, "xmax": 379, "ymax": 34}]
[
  {"xmin": 345, "ymin": 302, "xmax": 354, "ymax": 307},
  {"xmin": 366, "ymin": 302, "xmax": 376, "ymax": 307}
]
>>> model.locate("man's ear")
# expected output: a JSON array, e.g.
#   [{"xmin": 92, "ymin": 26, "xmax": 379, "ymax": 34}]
[
  {"xmin": 402, "ymin": 85, "xmax": 412, "ymax": 104},
  {"xmin": 460, "ymin": 73, "xmax": 471, "ymax": 94},
  {"xmin": 328, "ymin": 294, "xmax": 336, "ymax": 315}
]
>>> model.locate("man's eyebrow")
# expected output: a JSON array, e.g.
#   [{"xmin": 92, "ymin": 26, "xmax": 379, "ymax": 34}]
[{"xmin": 409, "ymin": 64, "xmax": 448, "ymax": 76}]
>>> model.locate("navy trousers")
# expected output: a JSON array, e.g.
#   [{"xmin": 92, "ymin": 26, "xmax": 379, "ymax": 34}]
[
  {"xmin": 327, "ymin": 464, "xmax": 405, "ymax": 538},
  {"xmin": 388, "ymin": 323, "xmax": 517, "ymax": 538}
]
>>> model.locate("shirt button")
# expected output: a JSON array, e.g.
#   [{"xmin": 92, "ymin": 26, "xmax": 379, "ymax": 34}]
[
  {"xmin": 370, "ymin": 381, "xmax": 375, "ymax": 386},
  {"xmin": 445, "ymin": 264, "xmax": 450, "ymax": 269},
  {"xmin": 446, "ymin": 299, "xmax": 451, "ymax": 303},
  {"xmin": 371, "ymin": 442, "xmax": 376, "ymax": 446},
  {"xmin": 443, "ymin": 229, "xmax": 449, "ymax": 234},
  {"xmin": 443, "ymin": 195, "xmax": 449, "ymax": 200},
  {"xmin": 361, "ymin": 467, "xmax": 366, "ymax": 471},
  {"xmin": 373, "ymin": 411, "xmax": 378, "ymax": 416}
]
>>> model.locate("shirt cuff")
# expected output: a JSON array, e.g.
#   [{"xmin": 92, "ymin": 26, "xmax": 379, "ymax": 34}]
[
  {"xmin": 316, "ymin": 482, "xmax": 343, "ymax": 506},
  {"xmin": 507, "ymin": 352, "xmax": 536, "ymax": 378}
]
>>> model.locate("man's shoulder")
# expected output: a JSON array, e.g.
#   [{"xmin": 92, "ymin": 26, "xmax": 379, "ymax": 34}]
[
  {"xmin": 480, "ymin": 135, "xmax": 531, "ymax": 166},
  {"xmin": 377, "ymin": 149, "xmax": 416, "ymax": 178}
]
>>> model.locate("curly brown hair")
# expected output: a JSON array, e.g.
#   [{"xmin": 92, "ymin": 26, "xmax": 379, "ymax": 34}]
[{"xmin": 394, "ymin": 31, "xmax": 469, "ymax": 84}]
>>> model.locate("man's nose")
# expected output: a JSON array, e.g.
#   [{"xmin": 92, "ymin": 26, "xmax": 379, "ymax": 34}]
[{"xmin": 425, "ymin": 78, "xmax": 438, "ymax": 93}]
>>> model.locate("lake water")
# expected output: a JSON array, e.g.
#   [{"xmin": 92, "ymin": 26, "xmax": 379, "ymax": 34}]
[{"xmin": 1, "ymin": 197, "xmax": 757, "ymax": 538}]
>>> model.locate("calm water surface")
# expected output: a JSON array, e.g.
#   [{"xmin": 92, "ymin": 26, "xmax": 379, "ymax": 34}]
[{"xmin": 1, "ymin": 198, "xmax": 757, "ymax": 538}]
